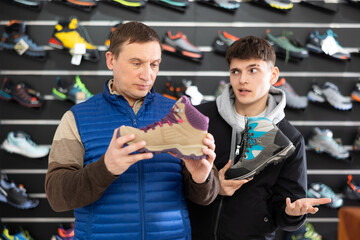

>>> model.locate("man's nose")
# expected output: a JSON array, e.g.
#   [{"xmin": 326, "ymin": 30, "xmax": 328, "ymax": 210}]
[{"xmin": 140, "ymin": 65, "xmax": 151, "ymax": 81}]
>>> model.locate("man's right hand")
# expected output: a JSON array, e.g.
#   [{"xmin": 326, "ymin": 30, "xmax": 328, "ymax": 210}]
[
  {"xmin": 218, "ymin": 160, "xmax": 252, "ymax": 196},
  {"xmin": 104, "ymin": 128, "xmax": 153, "ymax": 176}
]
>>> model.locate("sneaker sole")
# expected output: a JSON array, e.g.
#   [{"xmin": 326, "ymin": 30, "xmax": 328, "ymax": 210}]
[
  {"xmin": 137, "ymin": 143, "xmax": 207, "ymax": 160},
  {"xmin": 229, "ymin": 143, "xmax": 295, "ymax": 180}
]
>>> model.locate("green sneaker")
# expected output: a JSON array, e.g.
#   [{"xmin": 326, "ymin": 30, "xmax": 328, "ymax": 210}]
[{"xmin": 265, "ymin": 30, "xmax": 309, "ymax": 62}]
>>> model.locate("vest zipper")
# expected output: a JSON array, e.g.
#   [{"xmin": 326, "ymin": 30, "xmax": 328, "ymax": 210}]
[{"xmin": 214, "ymin": 196, "xmax": 224, "ymax": 240}]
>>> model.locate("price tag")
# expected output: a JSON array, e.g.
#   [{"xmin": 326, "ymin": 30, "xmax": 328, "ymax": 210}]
[
  {"xmin": 71, "ymin": 43, "xmax": 86, "ymax": 65},
  {"xmin": 14, "ymin": 38, "xmax": 29, "ymax": 55},
  {"xmin": 321, "ymin": 36, "xmax": 340, "ymax": 56}
]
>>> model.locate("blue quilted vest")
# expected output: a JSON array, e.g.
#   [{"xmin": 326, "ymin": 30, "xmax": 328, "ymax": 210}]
[{"xmin": 70, "ymin": 80, "xmax": 191, "ymax": 240}]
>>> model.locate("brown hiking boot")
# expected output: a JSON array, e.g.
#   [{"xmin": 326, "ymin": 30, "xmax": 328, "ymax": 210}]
[{"xmin": 117, "ymin": 96, "xmax": 209, "ymax": 160}]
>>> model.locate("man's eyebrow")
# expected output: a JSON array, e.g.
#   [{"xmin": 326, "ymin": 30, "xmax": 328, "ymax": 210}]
[{"xmin": 246, "ymin": 63, "xmax": 260, "ymax": 68}]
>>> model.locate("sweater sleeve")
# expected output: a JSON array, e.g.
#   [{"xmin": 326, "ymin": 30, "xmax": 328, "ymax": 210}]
[
  {"xmin": 45, "ymin": 111, "xmax": 117, "ymax": 212},
  {"xmin": 182, "ymin": 163, "xmax": 220, "ymax": 206},
  {"xmin": 270, "ymin": 134, "xmax": 307, "ymax": 231}
]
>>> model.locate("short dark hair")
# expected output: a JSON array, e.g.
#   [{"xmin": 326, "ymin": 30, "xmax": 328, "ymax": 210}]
[
  {"xmin": 109, "ymin": 21, "xmax": 161, "ymax": 59},
  {"xmin": 226, "ymin": 36, "xmax": 276, "ymax": 66}
]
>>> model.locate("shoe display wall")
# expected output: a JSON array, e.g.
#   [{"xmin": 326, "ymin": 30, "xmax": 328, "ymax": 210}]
[{"xmin": 0, "ymin": 1, "xmax": 360, "ymax": 240}]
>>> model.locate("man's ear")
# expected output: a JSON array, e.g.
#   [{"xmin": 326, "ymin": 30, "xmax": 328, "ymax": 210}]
[
  {"xmin": 105, "ymin": 51, "xmax": 114, "ymax": 70},
  {"xmin": 270, "ymin": 66, "xmax": 280, "ymax": 85}
]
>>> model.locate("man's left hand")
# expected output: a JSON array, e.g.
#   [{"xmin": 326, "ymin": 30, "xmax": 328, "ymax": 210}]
[
  {"xmin": 182, "ymin": 133, "xmax": 216, "ymax": 184},
  {"xmin": 285, "ymin": 197, "xmax": 332, "ymax": 216}
]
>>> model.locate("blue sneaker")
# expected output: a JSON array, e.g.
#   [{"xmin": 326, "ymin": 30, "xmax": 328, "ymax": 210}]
[
  {"xmin": 0, "ymin": 173, "xmax": 39, "ymax": 209},
  {"xmin": 307, "ymin": 183, "xmax": 343, "ymax": 208},
  {"xmin": 0, "ymin": 20, "xmax": 47, "ymax": 61},
  {"xmin": 1, "ymin": 131, "xmax": 50, "ymax": 158},
  {"xmin": 52, "ymin": 75, "xmax": 93, "ymax": 104},
  {"xmin": 225, "ymin": 117, "xmax": 295, "ymax": 180},
  {"xmin": 285, "ymin": 222, "xmax": 322, "ymax": 240}
]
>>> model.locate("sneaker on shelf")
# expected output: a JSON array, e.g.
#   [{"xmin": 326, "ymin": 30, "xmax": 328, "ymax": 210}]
[
  {"xmin": 354, "ymin": 127, "xmax": 360, "ymax": 151},
  {"xmin": 162, "ymin": 31, "xmax": 203, "ymax": 62},
  {"xmin": 162, "ymin": 78, "xmax": 188, "ymax": 100},
  {"xmin": 344, "ymin": 175, "xmax": 360, "ymax": 200},
  {"xmin": 225, "ymin": 117, "xmax": 295, "ymax": 180},
  {"xmin": 1, "ymin": 131, "xmax": 50, "ymax": 158},
  {"xmin": 117, "ymin": 96, "xmax": 209, "ymax": 160},
  {"xmin": 61, "ymin": 0, "xmax": 97, "ymax": 11},
  {"xmin": 307, "ymin": 183, "xmax": 343, "ymax": 208},
  {"xmin": 0, "ymin": 77, "xmax": 12, "ymax": 101},
  {"xmin": 6, "ymin": 0, "xmax": 43, "ymax": 10},
  {"xmin": 274, "ymin": 78, "xmax": 308, "ymax": 110},
  {"xmin": 109, "ymin": 0, "xmax": 146, "ymax": 10},
  {"xmin": 0, "ymin": 20, "xmax": 47, "ymax": 61},
  {"xmin": 307, "ymin": 82, "xmax": 352, "ymax": 111},
  {"xmin": 198, "ymin": 0, "xmax": 240, "ymax": 11},
  {"xmin": 307, "ymin": 127, "xmax": 350, "ymax": 160},
  {"xmin": 104, "ymin": 22, "xmax": 122, "ymax": 48},
  {"xmin": 10, "ymin": 82, "xmax": 43, "ymax": 108},
  {"xmin": 284, "ymin": 222, "xmax": 322, "ymax": 240},
  {"xmin": 265, "ymin": 30, "xmax": 309, "ymax": 62},
  {"xmin": 51, "ymin": 224, "xmax": 74, "ymax": 240},
  {"xmin": 214, "ymin": 80, "xmax": 227, "ymax": 98},
  {"xmin": 212, "ymin": 31, "xmax": 239, "ymax": 56},
  {"xmin": 148, "ymin": 0, "xmax": 189, "ymax": 12},
  {"xmin": 0, "ymin": 173, "xmax": 39, "ymax": 209},
  {"xmin": 351, "ymin": 80, "xmax": 360, "ymax": 103},
  {"xmin": 52, "ymin": 75, "xmax": 93, "ymax": 104},
  {"xmin": 306, "ymin": 29, "xmax": 351, "ymax": 61},
  {"xmin": 252, "ymin": 0, "xmax": 293, "ymax": 12},
  {"xmin": 49, "ymin": 17, "xmax": 100, "ymax": 63}
]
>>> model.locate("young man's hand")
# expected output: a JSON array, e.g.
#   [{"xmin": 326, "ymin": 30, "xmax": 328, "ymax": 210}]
[
  {"xmin": 218, "ymin": 160, "xmax": 252, "ymax": 196},
  {"xmin": 104, "ymin": 128, "xmax": 153, "ymax": 176},
  {"xmin": 285, "ymin": 197, "xmax": 332, "ymax": 216},
  {"xmin": 182, "ymin": 133, "xmax": 216, "ymax": 184}
]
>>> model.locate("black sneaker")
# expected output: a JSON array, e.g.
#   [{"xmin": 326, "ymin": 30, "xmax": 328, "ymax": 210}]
[
  {"xmin": 225, "ymin": 117, "xmax": 295, "ymax": 180},
  {"xmin": 252, "ymin": 0, "xmax": 293, "ymax": 12},
  {"xmin": 212, "ymin": 30, "xmax": 239, "ymax": 56},
  {"xmin": 61, "ymin": 0, "xmax": 98, "ymax": 12},
  {"xmin": 6, "ymin": 0, "xmax": 43, "ymax": 11},
  {"xmin": 344, "ymin": 175, "xmax": 360, "ymax": 200},
  {"xmin": 0, "ymin": 173, "xmax": 39, "ymax": 209},
  {"xmin": 10, "ymin": 82, "xmax": 43, "ymax": 108}
]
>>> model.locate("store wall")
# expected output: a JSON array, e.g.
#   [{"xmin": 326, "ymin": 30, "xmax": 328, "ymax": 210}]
[{"xmin": 1, "ymin": 1, "xmax": 360, "ymax": 239}]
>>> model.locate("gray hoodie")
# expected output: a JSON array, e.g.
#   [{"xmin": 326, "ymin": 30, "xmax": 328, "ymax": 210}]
[{"xmin": 216, "ymin": 83, "xmax": 286, "ymax": 162}]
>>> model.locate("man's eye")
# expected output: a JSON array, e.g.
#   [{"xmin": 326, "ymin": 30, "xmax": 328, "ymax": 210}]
[
  {"xmin": 133, "ymin": 62, "xmax": 140, "ymax": 66},
  {"xmin": 250, "ymin": 68, "xmax": 258, "ymax": 73},
  {"xmin": 231, "ymin": 70, "xmax": 238, "ymax": 74},
  {"xmin": 151, "ymin": 63, "xmax": 158, "ymax": 68}
]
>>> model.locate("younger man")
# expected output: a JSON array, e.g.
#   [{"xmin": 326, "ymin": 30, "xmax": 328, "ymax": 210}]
[{"xmin": 187, "ymin": 36, "xmax": 330, "ymax": 240}]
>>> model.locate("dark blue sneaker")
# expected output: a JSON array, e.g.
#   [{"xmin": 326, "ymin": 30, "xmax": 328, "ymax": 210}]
[
  {"xmin": 306, "ymin": 29, "xmax": 350, "ymax": 61},
  {"xmin": 0, "ymin": 20, "xmax": 47, "ymax": 61},
  {"xmin": 0, "ymin": 173, "xmax": 39, "ymax": 209}
]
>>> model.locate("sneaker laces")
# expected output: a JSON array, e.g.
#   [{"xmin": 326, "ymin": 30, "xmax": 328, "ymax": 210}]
[
  {"xmin": 140, "ymin": 104, "xmax": 183, "ymax": 132},
  {"xmin": 239, "ymin": 116, "xmax": 256, "ymax": 161}
]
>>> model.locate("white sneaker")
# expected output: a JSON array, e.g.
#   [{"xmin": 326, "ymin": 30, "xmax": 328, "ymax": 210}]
[{"xmin": 1, "ymin": 131, "xmax": 50, "ymax": 158}]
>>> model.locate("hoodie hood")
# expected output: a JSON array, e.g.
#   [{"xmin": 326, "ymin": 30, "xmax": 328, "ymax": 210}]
[{"xmin": 216, "ymin": 83, "xmax": 286, "ymax": 133}]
